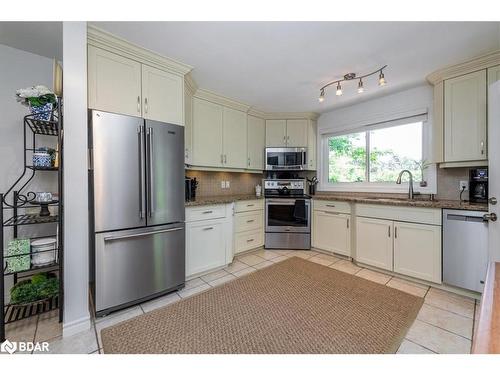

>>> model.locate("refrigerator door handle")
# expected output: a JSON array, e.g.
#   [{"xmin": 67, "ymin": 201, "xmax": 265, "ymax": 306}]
[
  {"xmin": 104, "ymin": 227, "xmax": 183, "ymax": 242},
  {"xmin": 137, "ymin": 126, "xmax": 144, "ymax": 219},
  {"xmin": 147, "ymin": 127, "xmax": 154, "ymax": 217}
]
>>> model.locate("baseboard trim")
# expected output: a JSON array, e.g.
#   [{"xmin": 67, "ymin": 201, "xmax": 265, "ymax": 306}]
[{"xmin": 63, "ymin": 315, "xmax": 91, "ymax": 337}]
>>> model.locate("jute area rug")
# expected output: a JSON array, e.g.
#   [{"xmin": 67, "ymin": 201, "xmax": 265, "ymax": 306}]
[{"xmin": 101, "ymin": 257, "xmax": 423, "ymax": 354}]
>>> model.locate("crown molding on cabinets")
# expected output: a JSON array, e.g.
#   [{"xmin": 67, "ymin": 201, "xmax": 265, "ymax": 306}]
[
  {"xmin": 194, "ymin": 88, "xmax": 251, "ymax": 113},
  {"xmin": 87, "ymin": 25, "xmax": 193, "ymax": 77},
  {"xmin": 265, "ymin": 112, "xmax": 319, "ymax": 121},
  {"xmin": 247, "ymin": 107, "xmax": 267, "ymax": 119},
  {"xmin": 426, "ymin": 49, "xmax": 500, "ymax": 84},
  {"xmin": 185, "ymin": 72, "xmax": 198, "ymax": 95}
]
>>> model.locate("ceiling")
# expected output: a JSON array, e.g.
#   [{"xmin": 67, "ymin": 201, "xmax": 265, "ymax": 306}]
[
  {"xmin": 92, "ymin": 22, "xmax": 500, "ymax": 113},
  {"xmin": 1, "ymin": 22, "xmax": 499, "ymax": 113},
  {"xmin": 0, "ymin": 22, "xmax": 62, "ymax": 60}
]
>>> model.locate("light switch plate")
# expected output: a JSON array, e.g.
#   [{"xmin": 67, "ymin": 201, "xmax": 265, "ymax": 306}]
[
  {"xmin": 226, "ymin": 181, "xmax": 230, "ymax": 188},
  {"xmin": 221, "ymin": 181, "xmax": 226, "ymax": 189}
]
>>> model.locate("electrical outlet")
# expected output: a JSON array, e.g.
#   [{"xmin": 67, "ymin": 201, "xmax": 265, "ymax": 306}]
[
  {"xmin": 459, "ymin": 180, "xmax": 469, "ymax": 191},
  {"xmin": 221, "ymin": 181, "xmax": 226, "ymax": 189},
  {"xmin": 226, "ymin": 180, "xmax": 230, "ymax": 188}
]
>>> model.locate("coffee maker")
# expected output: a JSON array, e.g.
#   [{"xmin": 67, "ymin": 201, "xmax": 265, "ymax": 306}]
[{"xmin": 469, "ymin": 168, "xmax": 488, "ymax": 203}]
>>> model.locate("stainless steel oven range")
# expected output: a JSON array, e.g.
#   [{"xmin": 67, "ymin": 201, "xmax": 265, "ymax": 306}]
[{"xmin": 264, "ymin": 179, "xmax": 311, "ymax": 249}]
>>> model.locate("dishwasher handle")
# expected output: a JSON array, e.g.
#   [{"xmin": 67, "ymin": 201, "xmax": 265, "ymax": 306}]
[{"xmin": 446, "ymin": 213, "xmax": 486, "ymax": 223}]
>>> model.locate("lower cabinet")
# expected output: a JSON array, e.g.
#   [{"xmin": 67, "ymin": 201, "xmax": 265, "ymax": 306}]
[
  {"xmin": 312, "ymin": 211, "xmax": 351, "ymax": 256},
  {"xmin": 356, "ymin": 217, "xmax": 393, "ymax": 271},
  {"xmin": 186, "ymin": 219, "xmax": 226, "ymax": 277},
  {"xmin": 186, "ymin": 204, "xmax": 233, "ymax": 278},
  {"xmin": 393, "ymin": 222, "xmax": 442, "ymax": 283},
  {"xmin": 234, "ymin": 200, "xmax": 264, "ymax": 255}
]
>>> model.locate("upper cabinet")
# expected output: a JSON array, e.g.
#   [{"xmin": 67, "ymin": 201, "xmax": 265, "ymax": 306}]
[
  {"xmin": 427, "ymin": 51, "xmax": 500, "ymax": 166},
  {"xmin": 191, "ymin": 98, "xmax": 248, "ymax": 169},
  {"xmin": 247, "ymin": 115, "xmax": 265, "ymax": 170},
  {"xmin": 223, "ymin": 107, "xmax": 248, "ymax": 169},
  {"xmin": 141, "ymin": 65, "xmax": 184, "ymax": 125},
  {"xmin": 88, "ymin": 46, "xmax": 142, "ymax": 118},
  {"xmin": 444, "ymin": 70, "xmax": 487, "ymax": 162},
  {"xmin": 266, "ymin": 119, "xmax": 308, "ymax": 147},
  {"xmin": 285, "ymin": 119, "xmax": 308, "ymax": 147},
  {"xmin": 184, "ymin": 85, "xmax": 193, "ymax": 164},
  {"xmin": 265, "ymin": 120, "xmax": 287, "ymax": 147},
  {"xmin": 192, "ymin": 98, "xmax": 224, "ymax": 168},
  {"xmin": 307, "ymin": 120, "xmax": 317, "ymax": 170},
  {"xmin": 88, "ymin": 45, "xmax": 185, "ymax": 125}
]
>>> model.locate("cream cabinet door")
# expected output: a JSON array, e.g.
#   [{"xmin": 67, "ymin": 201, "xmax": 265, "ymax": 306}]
[
  {"xmin": 88, "ymin": 46, "xmax": 142, "ymax": 117},
  {"xmin": 355, "ymin": 217, "xmax": 393, "ymax": 271},
  {"xmin": 444, "ymin": 70, "xmax": 487, "ymax": 162},
  {"xmin": 313, "ymin": 211, "xmax": 351, "ymax": 256},
  {"xmin": 141, "ymin": 65, "xmax": 184, "ymax": 125},
  {"xmin": 307, "ymin": 120, "xmax": 317, "ymax": 170},
  {"xmin": 393, "ymin": 222, "xmax": 442, "ymax": 283},
  {"xmin": 192, "ymin": 98, "xmax": 223, "ymax": 167},
  {"xmin": 223, "ymin": 107, "xmax": 247, "ymax": 169},
  {"xmin": 488, "ymin": 65, "xmax": 500, "ymax": 86},
  {"xmin": 186, "ymin": 219, "xmax": 226, "ymax": 277},
  {"xmin": 266, "ymin": 120, "xmax": 287, "ymax": 147},
  {"xmin": 247, "ymin": 115, "xmax": 265, "ymax": 170},
  {"xmin": 286, "ymin": 119, "xmax": 308, "ymax": 147},
  {"xmin": 184, "ymin": 88, "xmax": 193, "ymax": 164}
]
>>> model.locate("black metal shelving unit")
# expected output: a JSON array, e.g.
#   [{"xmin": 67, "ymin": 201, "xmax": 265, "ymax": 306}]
[{"xmin": 1, "ymin": 97, "xmax": 64, "ymax": 342}]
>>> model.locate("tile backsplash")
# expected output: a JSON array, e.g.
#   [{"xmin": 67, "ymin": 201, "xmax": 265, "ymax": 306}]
[
  {"xmin": 186, "ymin": 170, "xmax": 263, "ymax": 197},
  {"xmin": 436, "ymin": 167, "xmax": 470, "ymax": 201}
]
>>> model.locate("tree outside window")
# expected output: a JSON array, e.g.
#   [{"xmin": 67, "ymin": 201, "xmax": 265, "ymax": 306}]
[{"xmin": 327, "ymin": 122, "xmax": 424, "ymax": 184}]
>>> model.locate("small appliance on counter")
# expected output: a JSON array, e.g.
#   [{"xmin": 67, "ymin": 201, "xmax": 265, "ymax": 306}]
[
  {"xmin": 469, "ymin": 168, "xmax": 488, "ymax": 203},
  {"xmin": 264, "ymin": 178, "xmax": 311, "ymax": 250},
  {"xmin": 185, "ymin": 177, "xmax": 198, "ymax": 202}
]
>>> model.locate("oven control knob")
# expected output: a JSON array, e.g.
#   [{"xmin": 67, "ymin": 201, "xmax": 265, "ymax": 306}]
[{"xmin": 489, "ymin": 197, "xmax": 497, "ymax": 205}]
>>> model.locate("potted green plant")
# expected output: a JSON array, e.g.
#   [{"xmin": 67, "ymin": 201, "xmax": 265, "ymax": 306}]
[
  {"xmin": 10, "ymin": 273, "xmax": 59, "ymax": 306},
  {"xmin": 16, "ymin": 85, "xmax": 57, "ymax": 121}
]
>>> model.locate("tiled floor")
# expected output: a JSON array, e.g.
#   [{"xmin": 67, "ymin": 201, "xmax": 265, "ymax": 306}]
[{"xmin": 4, "ymin": 248, "xmax": 479, "ymax": 354}]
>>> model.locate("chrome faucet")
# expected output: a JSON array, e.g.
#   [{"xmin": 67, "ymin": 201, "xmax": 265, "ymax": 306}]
[{"xmin": 396, "ymin": 170, "xmax": 414, "ymax": 200}]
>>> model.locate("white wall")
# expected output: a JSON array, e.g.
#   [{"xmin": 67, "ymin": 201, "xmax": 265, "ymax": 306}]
[
  {"xmin": 0, "ymin": 44, "xmax": 59, "ymax": 300},
  {"xmin": 317, "ymin": 84, "xmax": 436, "ymax": 193},
  {"xmin": 62, "ymin": 22, "xmax": 90, "ymax": 336}
]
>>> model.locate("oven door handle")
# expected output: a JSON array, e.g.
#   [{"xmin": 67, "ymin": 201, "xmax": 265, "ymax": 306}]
[{"xmin": 266, "ymin": 199, "xmax": 310, "ymax": 204}]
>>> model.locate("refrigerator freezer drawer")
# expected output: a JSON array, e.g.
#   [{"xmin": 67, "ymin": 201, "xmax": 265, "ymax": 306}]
[{"xmin": 95, "ymin": 224, "xmax": 185, "ymax": 313}]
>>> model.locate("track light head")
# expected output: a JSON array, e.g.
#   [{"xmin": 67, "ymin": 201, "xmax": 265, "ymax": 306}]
[
  {"xmin": 379, "ymin": 71, "xmax": 386, "ymax": 86},
  {"xmin": 335, "ymin": 82, "xmax": 342, "ymax": 96},
  {"xmin": 357, "ymin": 79, "xmax": 364, "ymax": 93},
  {"xmin": 319, "ymin": 89, "xmax": 325, "ymax": 103}
]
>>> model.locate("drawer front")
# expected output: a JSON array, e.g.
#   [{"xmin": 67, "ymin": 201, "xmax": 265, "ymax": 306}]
[
  {"xmin": 356, "ymin": 204, "xmax": 441, "ymax": 226},
  {"xmin": 235, "ymin": 211, "xmax": 263, "ymax": 232},
  {"xmin": 186, "ymin": 205, "xmax": 226, "ymax": 222},
  {"xmin": 234, "ymin": 199, "xmax": 264, "ymax": 213},
  {"xmin": 234, "ymin": 229, "xmax": 263, "ymax": 254},
  {"xmin": 313, "ymin": 199, "xmax": 351, "ymax": 214}
]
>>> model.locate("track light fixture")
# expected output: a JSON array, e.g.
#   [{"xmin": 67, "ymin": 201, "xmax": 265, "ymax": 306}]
[{"xmin": 319, "ymin": 65, "xmax": 387, "ymax": 103}]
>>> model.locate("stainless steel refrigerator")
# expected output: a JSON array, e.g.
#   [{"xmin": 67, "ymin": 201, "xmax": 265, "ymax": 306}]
[{"xmin": 89, "ymin": 110, "xmax": 185, "ymax": 315}]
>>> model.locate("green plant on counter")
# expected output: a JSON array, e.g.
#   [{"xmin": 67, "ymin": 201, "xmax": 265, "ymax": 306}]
[{"xmin": 10, "ymin": 273, "xmax": 59, "ymax": 305}]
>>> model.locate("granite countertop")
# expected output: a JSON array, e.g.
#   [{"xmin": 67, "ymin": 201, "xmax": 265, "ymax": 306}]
[
  {"xmin": 185, "ymin": 194, "xmax": 263, "ymax": 207},
  {"xmin": 312, "ymin": 194, "xmax": 488, "ymax": 211}
]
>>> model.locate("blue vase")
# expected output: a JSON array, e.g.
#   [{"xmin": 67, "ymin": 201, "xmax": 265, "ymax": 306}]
[{"xmin": 29, "ymin": 102, "xmax": 53, "ymax": 121}]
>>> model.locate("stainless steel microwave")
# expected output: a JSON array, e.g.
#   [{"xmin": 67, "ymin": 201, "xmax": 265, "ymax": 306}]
[{"xmin": 265, "ymin": 147, "xmax": 307, "ymax": 171}]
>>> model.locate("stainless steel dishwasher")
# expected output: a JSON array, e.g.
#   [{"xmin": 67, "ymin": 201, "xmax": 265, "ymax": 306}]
[{"xmin": 443, "ymin": 209, "xmax": 488, "ymax": 293}]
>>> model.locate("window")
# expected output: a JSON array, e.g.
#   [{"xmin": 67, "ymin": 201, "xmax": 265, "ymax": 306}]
[{"xmin": 325, "ymin": 121, "xmax": 425, "ymax": 186}]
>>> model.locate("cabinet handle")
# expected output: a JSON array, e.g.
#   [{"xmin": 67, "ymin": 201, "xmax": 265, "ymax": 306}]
[
  {"xmin": 247, "ymin": 157, "xmax": 250, "ymax": 167},
  {"xmin": 395, "ymin": 226, "xmax": 398, "ymax": 239},
  {"xmin": 202, "ymin": 210, "xmax": 213, "ymax": 214},
  {"xmin": 203, "ymin": 227, "xmax": 214, "ymax": 231},
  {"xmin": 246, "ymin": 238, "xmax": 255, "ymax": 243},
  {"xmin": 323, "ymin": 211, "xmax": 338, "ymax": 215},
  {"xmin": 246, "ymin": 219, "xmax": 255, "ymax": 223},
  {"xmin": 247, "ymin": 204, "xmax": 254, "ymax": 207},
  {"xmin": 137, "ymin": 96, "xmax": 140, "ymax": 113},
  {"xmin": 388, "ymin": 226, "xmax": 391, "ymax": 237},
  {"xmin": 221, "ymin": 154, "xmax": 224, "ymax": 164},
  {"xmin": 480, "ymin": 141, "xmax": 485, "ymax": 155},
  {"xmin": 144, "ymin": 97, "xmax": 148, "ymax": 113},
  {"xmin": 224, "ymin": 154, "xmax": 227, "ymax": 164},
  {"xmin": 347, "ymin": 219, "xmax": 349, "ymax": 229}
]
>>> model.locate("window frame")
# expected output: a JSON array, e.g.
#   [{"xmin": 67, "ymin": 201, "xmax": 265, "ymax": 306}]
[{"xmin": 318, "ymin": 116, "xmax": 436, "ymax": 194}]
